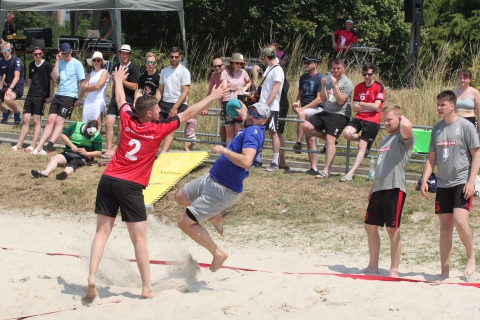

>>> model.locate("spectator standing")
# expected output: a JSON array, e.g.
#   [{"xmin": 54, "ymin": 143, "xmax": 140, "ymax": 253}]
[
  {"xmin": 341, "ymin": 62, "xmax": 384, "ymax": 182},
  {"xmin": 158, "ymin": 46, "xmax": 191, "ymax": 153},
  {"xmin": 420, "ymin": 90, "xmax": 480, "ymax": 279},
  {"xmin": 11, "ymin": 47, "xmax": 53, "ymax": 152},
  {"xmin": 103, "ymin": 44, "xmax": 139, "ymax": 158},
  {"xmin": 302, "ymin": 58, "xmax": 353, "ymax": 179},
  {"xmin": 0, "ymin": 41, "xmax": 24, "ymax": 125},
  {"xmin": 292, "ymin": 55, "xmax": 324, "ymax": 175},
  {"xmin": 207, "ymin": 57, "xmax": 227, "ymax": 144},
  {"xmin": 452, "ymin": 69, "xmax": 480, "ymax": 136},
  {"xmin": 1, "ymin": 12, "xmax": 16, "ymax": 43},
  {"xmin": 98, "ymin": 12, "xmax": 114, "ymax": 41},
  {"xmin": 32, "ymin": 43, "xmax": 85, "ymax": 155},
  {"xmin": 332, "ymin": 19, "xmax": 357, "ymax": 59}
]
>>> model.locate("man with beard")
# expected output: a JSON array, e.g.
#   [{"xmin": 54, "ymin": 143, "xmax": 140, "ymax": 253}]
[
  {"xmin": 362, "ymin": 105, "xmax": 414, "ymax": 278},
  {"xmin": 175, "ymin": 102, "xmax": 270, "ymax": 272}
]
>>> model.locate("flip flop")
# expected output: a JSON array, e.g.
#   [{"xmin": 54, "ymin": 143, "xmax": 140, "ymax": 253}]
[
  {"xmin": 340, "ymin": 175, "xmax": 352, "ymax": 182},
  {"xmin": 24, "ymin": 146, "xmax": 34, "ymax": 153},
  {"xmin": 315, "ymin": 172, "xmax": 328, "ymax": 179},
  {"xmin": 31, "ymin": 170, "xmax": 48, "ymax": 178},
  {"xmin": 10, "ymin": 146, "xmax": 19, "ymax": 151}
]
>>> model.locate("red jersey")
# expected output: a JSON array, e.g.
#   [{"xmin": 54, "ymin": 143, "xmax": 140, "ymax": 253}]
[
  {"xmin": 334, "ymin": 29, "xmax": 358, "ymax": 52},
  {"xmin": 353, "ymin": 81, "xmax": 385, "ymax": 124},
  {"xmin": 103, "ymin": 104, "xmax": 180, "ymax": 187}
]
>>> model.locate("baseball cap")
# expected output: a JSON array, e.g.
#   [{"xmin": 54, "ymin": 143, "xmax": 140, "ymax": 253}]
[
  {"xmin": 302, "ymin": 55, "xmax": 320, "ymax": 63},
  {"xmin": 346, "ymin": 19, "xmax": 354, "ymax": 24},
  {"xmin": 119, "ymin": 44, "xmax": 132, "ymax": 53},
  {"xmin": 260, "ymin": 47, "xmax": 275, "ymax": 58},
  {"xmin": 60, "ymin": 43, "xmax": 71, "ymax": 52},
  {"xmin": 250, "ymin": 102, "xmax": 270, "ymax": 119}
]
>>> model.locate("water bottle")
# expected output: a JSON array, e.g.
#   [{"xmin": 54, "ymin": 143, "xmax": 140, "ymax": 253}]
[
  {"xmin": 230, "ymin": 89, "xmax": 235, "ymax": 100},
  {"xmin": 369, "ymin": 157, "xmax": 376, "ymax": 180}
]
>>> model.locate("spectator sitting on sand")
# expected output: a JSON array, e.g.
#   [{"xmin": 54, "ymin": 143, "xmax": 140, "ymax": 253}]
[{"xmin": 30, "ymin": 121, "xmax": 102, "ymax": 180}]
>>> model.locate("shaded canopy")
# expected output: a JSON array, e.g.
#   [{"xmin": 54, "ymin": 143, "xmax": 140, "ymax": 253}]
[{"xmin": 0, "ymin": 0, "xmax": 187, "ymax": 63}]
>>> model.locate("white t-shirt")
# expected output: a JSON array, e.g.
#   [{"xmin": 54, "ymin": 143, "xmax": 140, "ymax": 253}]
[
  {"xmin": 259, "ymin": 64, "xmax": 284, "ymax": 112},
  {"xmin": 159, "ymin": 64, "xmax": 191, "ymax": 104}
]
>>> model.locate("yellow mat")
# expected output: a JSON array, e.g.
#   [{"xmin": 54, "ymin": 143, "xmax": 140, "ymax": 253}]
[{"xmin": 143, "ymin": 151, "xmax": 210, "ymax": 207}]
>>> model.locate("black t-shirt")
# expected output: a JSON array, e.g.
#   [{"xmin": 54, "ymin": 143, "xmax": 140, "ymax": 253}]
[
  {"xmin": 113, "ymin": 62, "xmax": 139, "ymax": 101},
  {"xmin": 2, "ymin": 22, "xmax": 15, "ymax": 41},
  {"xmin": 138, "ymin": 70, "xmax": 160, "ymax": 96},
  {"xmin": 27, "ymin": 60, "xmax": 53, "ymax": 98}
]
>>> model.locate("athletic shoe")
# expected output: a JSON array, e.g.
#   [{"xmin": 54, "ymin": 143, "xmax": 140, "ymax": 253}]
[
  {"xmin": 1, "ymin": 110, "xmax": 13, "ymax": 123},
  {"xmin": 293, "ymin": 142, "xmax": 302, "ymax": 154},
  {"xmin": 13, "ymin": 112, "xmax": 21, "ymax": 124},
  {"xmin": 31, "ymin": 170, "xmax": 48, "ymax": 178},
  {"xmin": 319, "ymin": 141, "xmax": 338, "ymax": 154},
  {"xmin": 56, "ymin": 172, "xmax": 68, "ymax": 180},
  {"xmin": 252, "ymin": 161, "xmax": 263, "ymax": 168},
  {"xmin": 265, "ymin": 162, "xmax": 279, "ymax": 172},
  {"xmin": 305, "ymin": 168, "xmax": 318, "ymax": 175}
]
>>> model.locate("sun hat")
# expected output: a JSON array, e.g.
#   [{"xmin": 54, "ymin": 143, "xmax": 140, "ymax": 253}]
[
  {"xmin": 250, "ymin": 102, "xmax": 270, "ymax": 119},
  {"xmin": 87, "ymin": 51, "xmax": 105, "ymax": 66},
  {"xmin": 119, "ymin": 44, "xmax": 132, "ymax": 53},
  {"xmin": 231, "ymin": 53, "xmax": 245, "ymax": 63}
]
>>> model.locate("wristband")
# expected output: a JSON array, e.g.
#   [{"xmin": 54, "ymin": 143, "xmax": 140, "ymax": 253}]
[{"xmin": 9, "ymin": 87, "xmax": 13, "ymax": 90}]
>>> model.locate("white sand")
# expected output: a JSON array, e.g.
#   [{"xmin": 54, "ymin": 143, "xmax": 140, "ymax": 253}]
[{"xmin": 1, "ymin": 210, "xmax": 480, "ymax": 320}]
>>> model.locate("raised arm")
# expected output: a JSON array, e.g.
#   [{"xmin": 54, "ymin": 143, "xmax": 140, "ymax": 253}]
[{"xmin": 113, "ymin": 66, "xmax": 128, "ymax": 108}]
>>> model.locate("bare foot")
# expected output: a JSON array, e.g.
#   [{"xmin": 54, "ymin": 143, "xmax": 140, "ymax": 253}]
[
  {"xmin": 388, "ymin": 268, "xmax": 399, "ymax": 277},
  {"xmin": 210, "ymin": 247, "xmax": 228, "ymax": 272},
  {"xmin": 464, "ymin": 258, "xmax": 476, "ymax": 277},
  {"xmin": 361, "ymin": 266, "xmax": 379, "ymax": 274},
  {"xmin": 141, "ymin": 286, "xmax": 155, "ymax": 299},
  {"xmin": 208, "ymin": 213, "xmax": 224, "ymax": 236},
  {"xmin": 86, "ymin": 283, "xmax": 98, "ymax": 300}
]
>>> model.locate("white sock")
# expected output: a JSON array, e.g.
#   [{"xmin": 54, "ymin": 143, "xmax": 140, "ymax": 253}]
[
  {"xmin": 256, "ymin": 151, "xmax": 262, "ymax": 162},
  {"xmin": 272, "ymin": 153, "xmax": 279, "ymax": 164}
]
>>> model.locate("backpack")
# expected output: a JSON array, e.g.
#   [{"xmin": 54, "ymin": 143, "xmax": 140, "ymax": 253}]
[{"xmin": 415, "ymin": 172, "xmax": 437, "ymax": 193}]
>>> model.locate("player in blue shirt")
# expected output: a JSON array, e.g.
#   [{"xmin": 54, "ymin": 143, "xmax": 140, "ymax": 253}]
[{"xmin": 175, "ymin": 102, "xmax": 269, "ymax": 272}]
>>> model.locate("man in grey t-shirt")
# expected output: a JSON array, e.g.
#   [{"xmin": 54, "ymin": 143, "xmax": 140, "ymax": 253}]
[
  {"xmin": 302, "ymin": 58, "xmax": 353, "ymax": 179},
  {"xmin": 363, "ymin": 105, "xmax": 413, "ymax": 278},
  {"xmin": 421, "ymin": 90, "xmax": 480, "ymax": 280}
]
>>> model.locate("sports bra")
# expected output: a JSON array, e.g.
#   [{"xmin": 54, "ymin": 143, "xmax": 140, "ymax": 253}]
[{"xmin": 456, "ymin": 96, "xmax": 475, "ymax": 111}]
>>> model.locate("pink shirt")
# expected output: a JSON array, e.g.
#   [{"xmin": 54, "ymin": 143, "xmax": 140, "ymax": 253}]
[
  {"xmin": 220, "ymin": 69, "xmax": 250, "ymax": 101},
  {"xmin": 209, "ymin": 72, "xmax": 223, "ymax": 102}
]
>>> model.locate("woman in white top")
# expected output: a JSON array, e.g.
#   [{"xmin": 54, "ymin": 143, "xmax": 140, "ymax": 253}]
[
  {"xmin": 76, "ymin": 51, "xmax": 109, "ymax": 131},
  {"xmin": 220, "ymin": 53, "xmax": 251, "ymax": 145},
  {"xmin": 452, "ymin": 69, "xmax": 480, "ymax": 136}
]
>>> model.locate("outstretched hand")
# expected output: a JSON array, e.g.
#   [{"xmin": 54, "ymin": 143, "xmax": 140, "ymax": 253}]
[
  {"xmin": 210, "ymin": 84, "xmax": 229, "ymax": 101},
  {"xmin": 114, "ymin": 66, "xmax": 129, "ymax": 83}
]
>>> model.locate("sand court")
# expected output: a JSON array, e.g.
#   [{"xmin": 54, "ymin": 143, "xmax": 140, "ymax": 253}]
[{"xmin": 1, "ymin": 210, "xmax": 480, "ymax": 319}]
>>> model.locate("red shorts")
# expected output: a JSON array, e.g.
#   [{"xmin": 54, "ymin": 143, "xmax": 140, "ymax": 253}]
[{"xmin": 365, "ymin": 188, "xmax": 405, "ymax": 228}]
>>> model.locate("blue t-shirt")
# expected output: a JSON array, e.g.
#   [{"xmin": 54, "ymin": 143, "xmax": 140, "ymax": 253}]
[
  {"xmin": 56, "ymin": 58, "xmax": 85, "ymax": 98},
  {"xmin": 0, "ymin": 57, "xmax": 24, "ymax": 92},
  {"xmin": 209, "ymin": 125, "xmax": 265, "ymax": 193},
  {"xmin": 299, "ymin": 72, "xmax": 323, "ymax": 107}
]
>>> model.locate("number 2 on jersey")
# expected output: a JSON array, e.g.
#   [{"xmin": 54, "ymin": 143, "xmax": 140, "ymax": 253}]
[{"xmin": 125, "ymin": 139, "xmax": 141, "ymax": 160}]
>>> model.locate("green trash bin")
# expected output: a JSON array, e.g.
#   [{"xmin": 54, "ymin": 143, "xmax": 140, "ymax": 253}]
[{"xmin": 412, "ymin": 129, "xmax": 431, "ymax": 154}]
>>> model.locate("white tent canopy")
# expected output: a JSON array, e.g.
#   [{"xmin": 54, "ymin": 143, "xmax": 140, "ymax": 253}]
[{"xmin": 0, "ymin": 0, "xmax": 187, "ymax": 64}]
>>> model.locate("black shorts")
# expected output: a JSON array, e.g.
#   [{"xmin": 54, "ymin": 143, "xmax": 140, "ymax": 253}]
[
  {"xmin": 464, "ymin": 117, "xmax": 477, "ymax": 130},
  {"xmin": 365, "ymin": 188, "xmax": 406, "ymax": 228},
  {"xmin": 346, "ymin": 118, "xmax": 380, "ymax": 143},
  {"xmin": 221, "ymin": 101, "xmax": 243, "ymax": 126},
  {"xmin": 435, "ymin": 185, "xmax": 473, "ymax": 214},
  {"xmin": 23, "ymin": 95, "xmax": 46, "ymax": 116},
  {"xmin": 307, "ymin": 112, "xmax": 350, "ymax": 139},
  {"xmin": 49, "ymin": 95, "xmax": 76, "ymax": 119},
  {"xmin": 159, "ymin": 100, "xmax": 188, "ymax": 120},
  {"xmin": 0, "ymin": 87, "xmax": 23, "ymax": 102},
  {"xmin": 95, "ymin": 175, "xmax": 147, "ymax": 222},
  {"xmin": 107, "ymin": 96, "xmax": 134, "ymax": 117},
  {"xmin": 60, "ymin": 151, "xmax": 93, "ymax": 171},
  {"xmin": 266, "ymin": 111, "xmax": 279, "ymax": 133},
  {"xmin": 277, "ymin": 97, "xmax": 290, "ymax": 134}
]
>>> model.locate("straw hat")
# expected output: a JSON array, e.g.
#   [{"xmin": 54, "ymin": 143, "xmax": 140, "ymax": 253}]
[
  {"xmin": 87, "ymin": 51, "xmax": 105, "ymax": 66},
  {"xmin": 231, "ymin": 53, "xmax": 245, "ymax": 63}
]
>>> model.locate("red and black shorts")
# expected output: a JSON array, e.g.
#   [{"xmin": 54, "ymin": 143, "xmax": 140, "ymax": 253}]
[
  {"xmin": 365, "ymin": 188, "xmax": 406, "ymax": 228},
  {"xmin": 346, "ymin": 118, "xmax": 380, "ymax": 144},
  {"xmin": 435, "ymin": 185, "xmax": 473, "ymax": 214},
  {"xmin": 95, "ymin": 175, "xmax": 147, "ymax": 222},
  {"xmin": 306, "ymin": 112, "xmax": 350, "ymax": 139}
]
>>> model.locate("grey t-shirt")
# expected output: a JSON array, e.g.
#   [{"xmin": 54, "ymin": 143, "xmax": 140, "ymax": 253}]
[
  {"xmin": 372, "ymin": 132, "xmax": 415, "ymax": 193},
  {"xmin": 324, "ymin": 75, "xmax": 353, "ymax": 118},
  {"xmin": 429, "ymin": 117, "xmax": 480, "ymax": 188}
]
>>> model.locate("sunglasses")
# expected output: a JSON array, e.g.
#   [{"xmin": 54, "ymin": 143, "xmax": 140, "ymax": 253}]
[
  {"xmin": 213, "ymin": 64, "xmax": 223, "ymax": 68},
  {"xmin": 169, "ymin": 55, "xmax": 180, "ymax": 59},
  {"xmin": 33, "ymin": 52, "xmax": 43, "ymax": 57},
  {"xmin": 234, "ymin": 62, "xmax": 244, "ymax": 65},
  {"xmin": 92, "ymin": 59, "xmax": 102, "ymax": 63},
  {"xmin": 362, "ymin": 72, "xmax": 374, "ymax": 77},
  {"xmin": 145, "ymin": 61, "xmax": 156, "ymax": 65},
  {"xmin": 101, "ymin": 20, "xmax": 108, "ymax": 23},
  {"xmin": 304, "ymin": 61, "xmax": 315, "ymax": 65},
  {"xmin": 62, "ymin": 51, "xmax": 71, "ymax": 54},
  {"xmin": 1, "ymin": 48, "xmax": 11, "ymax": 53},
  {"xmin": 248, "ymin": 109, "xmax": 265, "ymax": 120}
]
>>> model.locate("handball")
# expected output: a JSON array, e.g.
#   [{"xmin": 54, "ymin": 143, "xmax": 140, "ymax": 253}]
[{"xmin": 226, "ymin": 99, "xmax": 242, "ymax": 118}]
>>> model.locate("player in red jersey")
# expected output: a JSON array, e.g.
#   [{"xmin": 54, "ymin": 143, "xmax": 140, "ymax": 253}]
[
  {"xmin": 86, "ymin": 66, "xmax": 228, "ymax": 300},
  {"xmin": 340, "ymin": 62, "xmax": 384, "ymax": 182}
]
